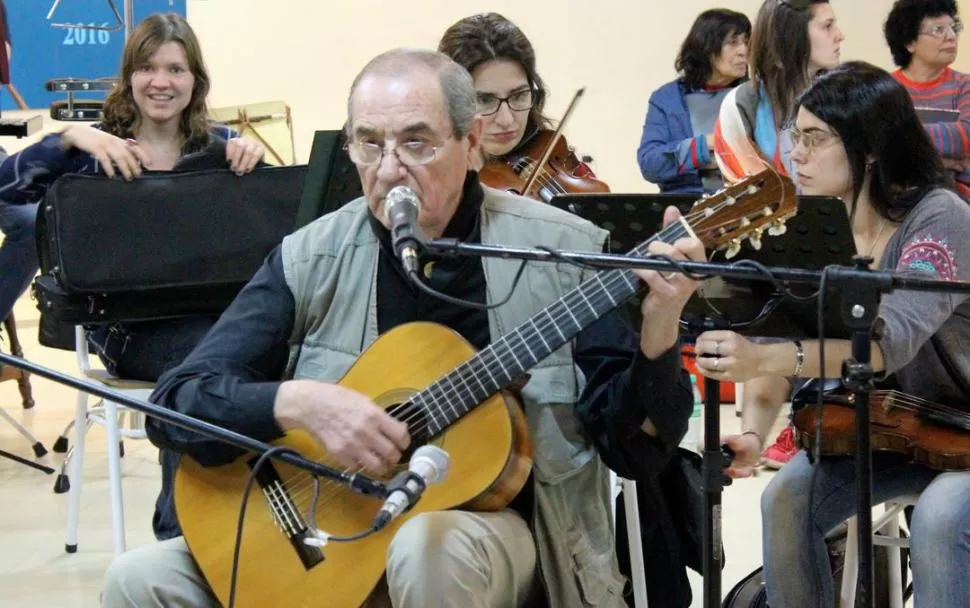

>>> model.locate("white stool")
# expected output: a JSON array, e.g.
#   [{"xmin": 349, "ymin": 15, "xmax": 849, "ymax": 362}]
[
  {"xmin": 53, "ymin": 326, "xmax": 153, "ymax": 556},
  {"xmin": 610, "ymin": 470, "xmax": 649, "ymax": 607},
  {"xmin": 839, "ymin": 493, "xmax": 919, "ymax": 608}
]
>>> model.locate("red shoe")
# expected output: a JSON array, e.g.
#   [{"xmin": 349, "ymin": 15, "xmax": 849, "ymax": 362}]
[{"xmin": 761, "ymin": 425, "xmax": 798, "ymax": 469}]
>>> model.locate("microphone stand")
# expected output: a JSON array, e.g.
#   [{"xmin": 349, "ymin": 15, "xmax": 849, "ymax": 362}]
[
  {"xmin": 425, "ymin": 238, "xmax": 970, "ymax": 608},
  {"xmin": 0, "ymin": 351, "xmax": 388, "ymax": 498}
]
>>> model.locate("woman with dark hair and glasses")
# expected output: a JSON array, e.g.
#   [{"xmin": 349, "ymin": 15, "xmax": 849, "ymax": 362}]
[
  {"xmin": 438, "ymin": 13, "xmax": 605, "ymax": 198},
  {"xmin": 696, "ymin": 61, "xmax": 970, "ymax": 607},
  {"xmin": 637, "ymin": 9, "xmax": 750, "ymax": 194},
  {"xmin": 885, "ymin": 0, "xmax": 970, "ymax": 199}
]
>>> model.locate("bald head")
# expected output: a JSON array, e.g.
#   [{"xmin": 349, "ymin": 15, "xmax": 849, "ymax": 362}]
[{"xmin": 347, "ymin": 48, "xmax": 477, "ymax": 139}]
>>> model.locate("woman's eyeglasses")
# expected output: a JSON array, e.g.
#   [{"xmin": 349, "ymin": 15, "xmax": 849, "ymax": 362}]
[{"xmin": 920, "ymin": 22, "xmax": 964, "ymax": 38}]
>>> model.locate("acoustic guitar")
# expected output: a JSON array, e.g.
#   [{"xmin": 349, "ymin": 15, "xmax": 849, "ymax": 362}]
[{"xmin": 174, "ymin": 169, "xmax": 797, "ymax": 607}]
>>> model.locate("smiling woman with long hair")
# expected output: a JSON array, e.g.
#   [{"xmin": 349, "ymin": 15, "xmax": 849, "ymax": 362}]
[
  {"xmin": 696, "ymin": 61, "xmax": 970, "ymax": 607},
  {"xmin": 0, "ymin": 12, "xmax": 266, "ymax": 544}
]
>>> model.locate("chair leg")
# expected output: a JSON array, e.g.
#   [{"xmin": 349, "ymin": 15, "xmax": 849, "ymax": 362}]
[
  {"xmin": 883, "ymin": 505, "xmax": 905, "ymax": 608},
  {"xmin": 104, "ymin": 399, "xmax": 127, "ymax": 556},
  {"xmin": 840, "ymin": 517, "xmax": 859, "ymax": 608},
  {"xmin": 621, "ymin": 479, "xmax": 648, "ymax": 608},
  {"xmin": 3, "ymin": 313, "xmax": 34, "ymax": 409},
  {"xmin": 65, "ymin": 389, "xmax": 89, "ymax": 553}
]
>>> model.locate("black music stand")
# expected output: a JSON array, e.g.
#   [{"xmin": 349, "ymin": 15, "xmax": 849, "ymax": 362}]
[
  {"xmin": 551, "ymin": 192, "xmax": 858, "ymax": 607},
  {"xmin": 296, "ymin": 129, "xmax": 364, "ymax": 228}
]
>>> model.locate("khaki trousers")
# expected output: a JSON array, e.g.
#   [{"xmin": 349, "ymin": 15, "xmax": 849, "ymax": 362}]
[{"xmin": 101, "ymin": 509, "xmax": 539, "ymax": 608}]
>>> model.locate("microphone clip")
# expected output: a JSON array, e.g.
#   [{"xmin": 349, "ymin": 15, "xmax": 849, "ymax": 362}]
[{"xmin": 387, "ymin": 469, "xmax": 428, "ymax": 512}]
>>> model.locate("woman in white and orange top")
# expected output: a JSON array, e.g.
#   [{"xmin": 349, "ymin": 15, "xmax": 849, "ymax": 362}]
[{"xmin": 714, "ymin": 0, "xmax": 843, "ymax": 183}]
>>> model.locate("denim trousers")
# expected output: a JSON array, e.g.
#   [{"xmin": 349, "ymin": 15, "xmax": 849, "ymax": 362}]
[
  {"xmin": 762, "ymin": 450, "xmax": 970, "ymax": 607},
  {"xmin": 0, "ymin": 200, "xmax": 38, "ymax": 320}
]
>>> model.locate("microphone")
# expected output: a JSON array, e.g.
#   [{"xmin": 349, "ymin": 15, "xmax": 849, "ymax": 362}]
[
  {"xmin": 384, "ymin": 185, "xmax": 425, "ymax": 274},
  {"xmin": 373, "ymin": 445, "xmax": 450, "ymax": 529}
]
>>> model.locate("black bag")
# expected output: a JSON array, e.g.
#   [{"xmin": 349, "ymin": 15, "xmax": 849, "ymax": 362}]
[
  {"xmin": 36, "ymin": 165, "xmax": 307, "ymax": 295},
  {"xmin": 32, "ymin": 163, "xmax": 306, "ymax": 349},
  {"xmin": 721, "ymin": 523, "xmax": 910, "ymax": 607}
]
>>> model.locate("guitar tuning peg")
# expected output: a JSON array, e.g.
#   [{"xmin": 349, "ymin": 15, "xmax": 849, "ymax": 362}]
[
  {"xmin": 725, "ymin": 238, "xmax": 742, "ymax": 259},
  {"xmin": 740, "ymin": 217, "xmax": 751, "ymax": 227},
  {"xmin": 767, "ymin": 221, "xmax": 787, "ymax": 236},
  {"xmin": 748, "ymin": 233, "xmax": 763, "ymax": 250}
]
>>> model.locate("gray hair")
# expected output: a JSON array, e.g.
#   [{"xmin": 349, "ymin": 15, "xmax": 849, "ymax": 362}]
[{"xmin": 346, "ymin": 48, "xmax": 477, "ymax": 139}]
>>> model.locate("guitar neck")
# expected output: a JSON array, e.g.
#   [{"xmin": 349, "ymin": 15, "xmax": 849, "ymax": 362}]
[{"xmin": 415, "ymin": 225, "xmax": 688, "ymax": 438}]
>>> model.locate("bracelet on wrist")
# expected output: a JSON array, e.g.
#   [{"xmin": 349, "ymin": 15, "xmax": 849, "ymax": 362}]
[{"xmin": 741, "ymin": 430, "xmax": 764, "ymax": 450}]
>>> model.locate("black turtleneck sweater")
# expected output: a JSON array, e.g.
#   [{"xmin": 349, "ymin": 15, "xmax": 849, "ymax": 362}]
[{"xmin": 149, "ymin": 172, "xmax": 692, "ymax": 538}]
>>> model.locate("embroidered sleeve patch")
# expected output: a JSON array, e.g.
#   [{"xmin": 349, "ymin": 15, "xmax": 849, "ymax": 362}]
[{"xmin": 898, "ymin": 232, "xmax": 959, "ymax": 280}]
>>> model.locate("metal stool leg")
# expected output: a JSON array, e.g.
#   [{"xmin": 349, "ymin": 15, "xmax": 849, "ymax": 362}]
[
  {"xmin": 64, "ymin": 389, "xmax": 89, "ymax": 553},
  {"xmin": 103, "ymin": 399, "xmax": 126, "ymax": 556}
]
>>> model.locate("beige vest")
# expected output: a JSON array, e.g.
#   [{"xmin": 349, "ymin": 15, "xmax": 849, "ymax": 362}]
[{"xmin": 280, "ymin": 186, "xmax": 627, "ymax": 607}]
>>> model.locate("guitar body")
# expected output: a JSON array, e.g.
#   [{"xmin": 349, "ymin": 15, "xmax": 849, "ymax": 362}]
[{"xmin": 174, "ymin": 322, "xmax": 534, "ymax": 608}]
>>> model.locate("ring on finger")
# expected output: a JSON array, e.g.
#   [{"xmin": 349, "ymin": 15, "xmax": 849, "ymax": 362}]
[
  {"xmin": 713, "ymin": 341, "xmax": 720, "ymax": 357},
  {"xmin": 713, "ymin": 357, "xmax": 720, "ymax": 370},
  {"xmin": 664, "ymin": 272, "xmax": 677, "ymax": 280}
]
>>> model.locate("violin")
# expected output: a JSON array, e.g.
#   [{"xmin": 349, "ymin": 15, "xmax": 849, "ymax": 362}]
[
  {"xmin": 478, "ymin": 88, "xmax": 610, "ymax": 203},
  {"xmin": 792, "ymin": 382, "xmax": 970, "ymax": 471}
]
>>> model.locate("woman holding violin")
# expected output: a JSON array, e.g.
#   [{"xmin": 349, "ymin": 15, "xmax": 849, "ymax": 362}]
[
  {"xmin": 694, "ymin": 62, "xmax": 970, "ymax": 607},
  {"xmin": 438, "ymin": 12, "xmax": 609, "ymax": 202}
]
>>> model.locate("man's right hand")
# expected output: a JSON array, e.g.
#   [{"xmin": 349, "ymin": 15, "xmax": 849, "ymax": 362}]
[
  {"xmin": 274, "ymin": 380, "xmax": 411, "ymax": 476},
  {"xmin": 721, "ymin": 433, "xmax": 762, "ymax": 478}
]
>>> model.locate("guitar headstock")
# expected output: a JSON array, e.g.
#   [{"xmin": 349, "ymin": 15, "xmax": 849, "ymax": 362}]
[{"xmin": 686, "ymin": 169, "xmax": 798, "ymax": 259}]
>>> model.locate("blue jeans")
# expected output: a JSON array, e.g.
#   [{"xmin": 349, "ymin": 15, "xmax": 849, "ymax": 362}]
[
  {"xmin": 762, "ymin": 450, "xmax": 970, "ymax": 607},
  {"xmin": 0, "ymin": 200, "xmax": 38, "ymax": 320}
]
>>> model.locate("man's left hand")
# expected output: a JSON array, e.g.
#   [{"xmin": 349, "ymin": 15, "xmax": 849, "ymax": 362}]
[{"xmin": 633, "ymin": 206, "xmax": 706, "ymax": 359}]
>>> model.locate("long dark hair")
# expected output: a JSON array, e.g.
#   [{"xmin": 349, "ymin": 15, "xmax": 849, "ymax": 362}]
[
  {"xmin": 750, "ymin": 0, "xmax": 830, "ymax": 128},
  {"xmin": 795, "ymin": 61, "xmax": 948, "ymax": 220},
  {"xmin": 438, "ymin": 13, "xmax": 552, "ymax": 134},
  {"xmin": 101, "ymin": 13, "xmax": 211, "ymax": 149},
  {"xmin": 675, "ymin": 9, "xmax": 751, "ymax": 90}
]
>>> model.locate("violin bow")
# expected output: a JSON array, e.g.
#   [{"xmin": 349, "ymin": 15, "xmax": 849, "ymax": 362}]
[{"xmin": 519, "ymin": 87, "xmax": 585, "ymax": 198}]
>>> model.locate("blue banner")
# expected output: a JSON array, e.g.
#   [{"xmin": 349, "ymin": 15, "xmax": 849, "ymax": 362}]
[{"xmin": 6, "ymin": 0, "xmax": 186, "ymax": 110}]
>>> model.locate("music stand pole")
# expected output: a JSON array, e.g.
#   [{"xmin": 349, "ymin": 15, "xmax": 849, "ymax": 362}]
[
  {"xmin": 838, "ymin": 257, "xmax": 882, "ymax": 606},
  {"xmin": 683, "ymin": 317, "xmax": 733, "ymax": 608}
]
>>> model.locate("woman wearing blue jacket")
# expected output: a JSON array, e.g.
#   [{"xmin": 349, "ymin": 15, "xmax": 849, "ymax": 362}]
[{"xmin": 637, "ymin": 9, "xmax": 750, "ymax": 194}]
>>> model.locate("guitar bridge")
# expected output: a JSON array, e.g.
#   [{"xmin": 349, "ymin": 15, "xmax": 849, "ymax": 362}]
[{"xmin": 247, "ymin": 457, "xmax": 326, "ymax": 569}]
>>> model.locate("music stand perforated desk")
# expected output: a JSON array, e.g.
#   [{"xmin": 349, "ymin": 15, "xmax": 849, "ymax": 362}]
[{"xmin": 549, "ymin": 192, "xmax": 857, "ymax": 340}]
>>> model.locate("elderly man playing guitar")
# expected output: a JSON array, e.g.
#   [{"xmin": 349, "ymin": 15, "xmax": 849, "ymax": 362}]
[{"xmin": 101, "ymin": 48, "xmax": 708, "ymax": 608}]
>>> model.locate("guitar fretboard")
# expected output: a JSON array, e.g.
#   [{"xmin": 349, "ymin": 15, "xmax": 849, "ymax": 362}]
[{"xmin": 410, "ymin": 219, "xmax": 692, "ymax": 438}]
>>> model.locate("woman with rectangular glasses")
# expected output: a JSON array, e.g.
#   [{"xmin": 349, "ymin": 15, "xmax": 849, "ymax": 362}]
[{"xmin": 885, "ymin": 0, "xmax": 970, "ymax": 200}]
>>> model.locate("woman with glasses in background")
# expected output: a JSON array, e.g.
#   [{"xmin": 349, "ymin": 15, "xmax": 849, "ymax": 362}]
[
  {"xmin": 885, "ymin": 0, "xmax": 970, "ymax": 200},
  {"xmin": 695, "ymin": 60, "xmax": 970, "ymax": 608},
  {"xmin": 637, "ymin": 8, "xmax": 751, "ymax": 195},
  {"xmin": 438, "ymin": 13, "xmax": 609, "ymax": 202}
]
